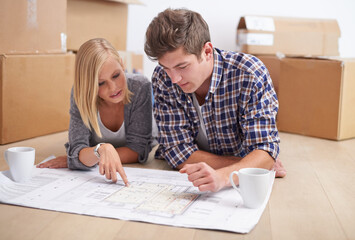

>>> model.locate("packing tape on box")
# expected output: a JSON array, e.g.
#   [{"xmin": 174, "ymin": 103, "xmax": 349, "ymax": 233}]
[
  {"xmin": 244, "ymin": 16, "xmax": 275, "ymax": 32},
  {"xmin": 61, "ymin": 33, "xmax": 67, "ymax": 53},
  {"xmin": 238, "ymin": 33, "xmax": 274, "ymax": 46},
  {"xmin": 27, "ymin": 0, "xmax": 38, "ymax": 29}
]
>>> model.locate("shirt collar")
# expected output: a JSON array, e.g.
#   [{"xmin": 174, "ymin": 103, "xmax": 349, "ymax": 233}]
[{"xmin": 209, "ymin": 48, "xmax": 224, "ymax": 95}]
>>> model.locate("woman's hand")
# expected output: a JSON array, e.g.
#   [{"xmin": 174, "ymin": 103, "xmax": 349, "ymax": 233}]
[
  {"xmin": 97, "ymin": 144, "xmax": 129, "ymax": 186},
  {"xmin": 36, "ymin": 155, "xmax": 68, "ymax": 168}
]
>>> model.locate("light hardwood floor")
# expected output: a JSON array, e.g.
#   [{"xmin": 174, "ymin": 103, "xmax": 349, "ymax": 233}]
[{"xmin": 0, "ymin": 131, "xmax": 354, "ymax": 240}]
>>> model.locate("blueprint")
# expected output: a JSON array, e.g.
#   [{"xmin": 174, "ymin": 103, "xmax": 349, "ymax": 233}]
[{"xmin": 0, "ymin": 163, "xmax": 275, "ymax": 233}]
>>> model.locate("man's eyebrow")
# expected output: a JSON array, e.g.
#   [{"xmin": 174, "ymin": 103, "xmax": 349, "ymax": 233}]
[
  {"xmin": 159, "ymin": 62, "xmax": 188, "ymax": 69},
  {"xmin": 158, "ymin": 62, "xmax": 167, "ymax": 69}
]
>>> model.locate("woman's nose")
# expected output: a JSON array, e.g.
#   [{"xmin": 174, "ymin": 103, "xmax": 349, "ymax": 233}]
[{"xmin": 107, "ymin": 80, "xmax": 116, "ymax": 90}]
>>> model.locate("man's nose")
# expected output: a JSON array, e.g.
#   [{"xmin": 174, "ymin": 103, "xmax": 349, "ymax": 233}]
[{"xmin": 169, "ymin": 70, "xmax": 182, "ymax": 84}]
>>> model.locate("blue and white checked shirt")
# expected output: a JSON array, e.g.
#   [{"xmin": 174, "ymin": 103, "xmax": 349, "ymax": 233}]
[{"xmin": 152, "ymin": 48, "xmax": 280, "ymax": 168}]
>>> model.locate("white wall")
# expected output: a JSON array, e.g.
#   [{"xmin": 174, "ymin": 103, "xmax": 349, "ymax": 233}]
[{"xmin": 126, "ymin": 0, "xmax": 355, "ymax": 79}]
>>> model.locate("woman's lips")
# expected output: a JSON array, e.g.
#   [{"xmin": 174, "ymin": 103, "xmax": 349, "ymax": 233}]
[{"xmin": 110, "ymin": 90, "xmax": 122, "ymax": 98}]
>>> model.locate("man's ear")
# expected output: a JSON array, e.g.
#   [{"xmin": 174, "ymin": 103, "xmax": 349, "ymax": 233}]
[{"xmin": 203, "ymin": 42, "xmax": 214, "ymax": 60}]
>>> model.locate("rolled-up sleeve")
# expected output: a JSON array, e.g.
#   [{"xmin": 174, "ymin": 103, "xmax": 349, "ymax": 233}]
[{"xmin": 239, "ymin": 62, "xmax": 280, "ymax": 160}]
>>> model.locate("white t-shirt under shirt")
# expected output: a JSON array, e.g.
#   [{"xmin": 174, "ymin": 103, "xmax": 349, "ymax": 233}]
[{"xmin": 192, "ymin": 93, "xmax": 210, "ymax": 152}]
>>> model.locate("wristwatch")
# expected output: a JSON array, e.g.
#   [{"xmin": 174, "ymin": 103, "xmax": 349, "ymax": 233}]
[{"xmin": 94, "ymin": 143, "xmax": 105, "ymax": 158}]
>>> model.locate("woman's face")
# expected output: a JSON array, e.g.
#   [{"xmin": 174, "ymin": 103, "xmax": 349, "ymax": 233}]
[{"xmin": 97, "ymin": 56, "xmax": 126, "ymax": 105}]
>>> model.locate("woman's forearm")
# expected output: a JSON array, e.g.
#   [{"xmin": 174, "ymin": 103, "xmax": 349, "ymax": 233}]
[{"xmin": 78, "ymin": 145, "xmax": 139, "ymax": 166}]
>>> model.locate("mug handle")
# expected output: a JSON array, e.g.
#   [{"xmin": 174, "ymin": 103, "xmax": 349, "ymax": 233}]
[{"xmin": 229, "ymin": 171, "xmax": 240, "ymax": 190}]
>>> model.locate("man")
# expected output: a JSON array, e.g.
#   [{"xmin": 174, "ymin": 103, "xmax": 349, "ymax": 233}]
[{"xmin": 144, "ymin": 8, "xmax": 286, "ymax": 192}]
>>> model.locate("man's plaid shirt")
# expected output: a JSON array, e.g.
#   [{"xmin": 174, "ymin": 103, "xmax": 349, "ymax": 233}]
[{"xmin": 152, "ymin": 48, "xmax": 280, "ymax": 168}]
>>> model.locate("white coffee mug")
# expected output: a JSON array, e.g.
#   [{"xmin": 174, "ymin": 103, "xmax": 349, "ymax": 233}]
[
  {"xmin": 230, "ymin": 168, "xmax": 271, "ymax": 209},
  {"xmin": 4, "ymin": 147, "xmax": 35, "ymax": 183}
]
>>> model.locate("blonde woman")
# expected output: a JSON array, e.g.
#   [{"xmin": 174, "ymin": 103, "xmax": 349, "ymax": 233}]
[{"xmin": 37, "ymin": 38, "xmax": 154, "ymax": 186}]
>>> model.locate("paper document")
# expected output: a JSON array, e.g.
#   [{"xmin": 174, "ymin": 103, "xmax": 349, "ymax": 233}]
[{"xmin": 0, "ymin": 165, "xmax": 275, "ymax": 233}]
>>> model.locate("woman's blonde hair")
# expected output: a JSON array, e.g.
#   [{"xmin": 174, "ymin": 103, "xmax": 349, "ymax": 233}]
[{"xmin": 74, "ymin": 38, "xmax": 132, "ymax": 137}]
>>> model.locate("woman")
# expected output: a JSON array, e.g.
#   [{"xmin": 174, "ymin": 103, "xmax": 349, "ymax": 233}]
[{"xmin": 37, "ymin": 38, "xmax": 154, "ymax": 186}]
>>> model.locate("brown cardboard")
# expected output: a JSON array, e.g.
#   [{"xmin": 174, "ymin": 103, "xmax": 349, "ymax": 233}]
[
  {"xmin": 257, "ymin": 55, "xmax": 280, "ymax": 96},
  {"xmin": 0, "ymin": 0, "xmax": 67, "ymax": 54},
  {"xmin": 131, "ymin": 53, "xmax": 144, "ymax": 74},
  {"xmin": 0, "ymin": 53, "xmax": 75, "ymax": 144},
  {"xmin": 237, "ymin": 16, "xmax": 340, "ymax": 57},
  {"xmin": 277, "ymin": 57, "xmax": 355, "ymax": 140},
  {"xmin": 67, "ymin": 0, "xmax": 140, "ymax": 51}
]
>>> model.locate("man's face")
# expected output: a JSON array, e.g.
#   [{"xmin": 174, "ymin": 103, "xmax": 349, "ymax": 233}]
[{"xmin": 158, "ymin": 45, "xmax": 213, "ymax": 94}]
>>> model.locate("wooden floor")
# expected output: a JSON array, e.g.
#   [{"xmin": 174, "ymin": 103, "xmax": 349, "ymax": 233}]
[{"xmin": 0, "ymin": 131, "xmax": 354, "ymax": 240}]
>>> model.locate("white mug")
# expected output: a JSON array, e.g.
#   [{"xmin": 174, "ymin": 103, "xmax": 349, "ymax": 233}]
[
  {"xmin": 230, "ymin": 168, "xmax": 271, "ymax": 209},
  {"xmin": 4, "ymin": 147, "xmax": 35, "ymax": 183}
]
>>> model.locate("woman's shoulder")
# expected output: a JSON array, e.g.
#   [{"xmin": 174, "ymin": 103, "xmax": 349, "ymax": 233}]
[
  {"xmin": 126, "ymin": 73, "xmax": 152, "ymax": 104},
  {"xmin": 126, "ymin": 73, "xmax": 150, "ymax": 90}
]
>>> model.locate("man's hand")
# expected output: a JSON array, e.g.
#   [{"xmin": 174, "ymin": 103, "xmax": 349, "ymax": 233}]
[
  {"xmin": 272, "ymin": 158, "xmax": 286, "ymax": 178},
  {"xmin": 36, "ymin": 155, "xmax": 68, "ymax": 168},
  {"xmin": 179, "ymin": 162, "xmax": 227, "ymax": 192}
]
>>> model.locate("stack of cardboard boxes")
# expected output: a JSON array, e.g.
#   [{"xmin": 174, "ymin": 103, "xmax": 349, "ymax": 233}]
[
  {"xmin": 67, "ymin": 0, "xmax": 144, "ymax": 74},
  {"xmin": 237, "ymin": 16, "xmax": 355, "ymax": 140},
  {"xmin": 0, "ymin": 0, "xmax": 75, "ymax": 144},
  {"xmin": 0, "ymin": 0, "xmax": 143, "ymax": 144}
]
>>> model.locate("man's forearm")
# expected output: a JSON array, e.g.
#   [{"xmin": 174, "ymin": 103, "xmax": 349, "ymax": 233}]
[
  {"xmin": 178, "ymin": 149, "xmax": 275, "ymax": 192},
  {"xmin": 218, "ymin": 150, "xmax": 275, "ymax": 186},
  {"xmin": 179, "ymin": 149, "xmax": 274, "ymax": 185},
  {"xmin": 177, "ymin": 150, "xmax": 241, "ymax": 170}
]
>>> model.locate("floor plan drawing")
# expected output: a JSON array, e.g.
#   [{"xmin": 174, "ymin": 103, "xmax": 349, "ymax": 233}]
[
  {"xmin": 0, "ymin": 166, "xmax": 275, "ymax": 233},
  {"xmin": 105, "ymin": 182, "xmax": 199, "ymax": 217}
]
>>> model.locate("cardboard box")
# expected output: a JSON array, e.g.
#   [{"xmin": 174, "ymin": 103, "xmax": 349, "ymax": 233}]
[
  {"xmin": 257, "ymin": 55, "xmax": 280, "ymax": 96},
  {"xmin": 0, "ymin": 0, "xmax": 67, "ymax": 54},
  {"xmin": 118, "ymin": 51, "xmax": 144, "ymax": 74},
  {"xmin": 277, "ymin": 57, "xmax": 355, "ymax": 140},
  {"xmin": 67, "ymin": 0, "xmax": 140, "ymax": 51},
  {"xmin": 0, "ymin": 53, "xmax": 75, "ymax": 144},
  {"xmin": 236, "ymin": 16, "xmax": 340, "ymax": 57}
]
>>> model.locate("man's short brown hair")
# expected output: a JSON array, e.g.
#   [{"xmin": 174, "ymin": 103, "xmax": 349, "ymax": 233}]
[{"xmin": 144, "ymin": 8, "xmax": 211, "ymax": 60}]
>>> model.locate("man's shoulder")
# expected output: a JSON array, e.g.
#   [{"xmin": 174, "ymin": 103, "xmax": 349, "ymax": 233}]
[
  {"xmin": 152, "ymin": 65, "xmax": 174, "ymax": 88},
  {"xmin": 152, "ymin": 65, "xmax": 167, "ymax": 78},
  {"xmin": 216, "ymin": 49, "xmax": 265, "ymax": 74}
]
